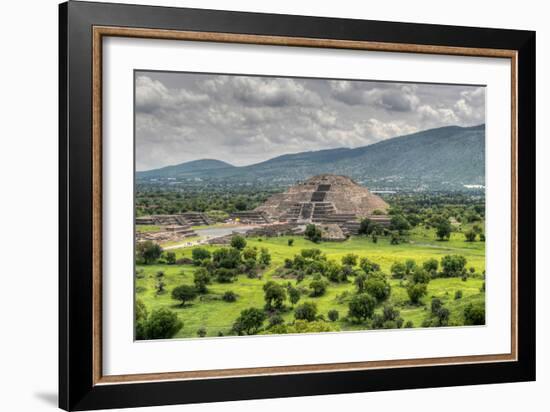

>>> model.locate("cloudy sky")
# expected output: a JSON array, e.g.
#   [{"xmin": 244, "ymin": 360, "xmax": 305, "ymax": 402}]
[{"xmin": 135, "ymin": 71, "xmax": 485, "ymax": 171}]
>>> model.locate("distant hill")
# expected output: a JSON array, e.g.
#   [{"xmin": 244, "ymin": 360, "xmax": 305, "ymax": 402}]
[
  {"xmin": 137, "ymin": 124, "xmax": 485, "ymax": 191},
  {"xmin": 138, "ymin": 159, "xmax": 235, "ymax": 179}
]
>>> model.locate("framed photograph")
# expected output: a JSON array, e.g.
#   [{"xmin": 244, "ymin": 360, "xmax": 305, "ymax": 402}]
[{"xmin": 59, "ymin": 1, "xmax": 535, "ymax": 410}]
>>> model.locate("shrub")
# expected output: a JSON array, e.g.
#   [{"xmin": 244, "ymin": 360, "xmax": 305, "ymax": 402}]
[
  {"xmin": 165, "ymin": 251, "xmax": 176, "ymax": 264},
  {"xmin": 215, "ymin": 268, "xmax": 237, "ymax": 283},
  {"xmin": 155, "ymin": 279, "xmax": 166, "ymax": 295},
  {"xmin": 242, "ymin": 246, "xmax": 257, "ymax": 261},
  {"xmin": 441, "ymin": 255, "xmax": 467, "ymax": 277},
  {"xmin": 232, "ymin": 308, "xmax": 266, "ymax": 335},
  {"xmin": 305, "ymin": 224, "xmax": 322, "ymax": 243},
  {"xmin": 358, "ymin": 218, "xmax": 373, "ymax": 235},
  {"xmin": 259, "ymin": 247, "xmax": 271, "ymax": 266},
  {"xmin": 197, "ymin": 327, "xmax": 207, "ymax": 337},
  {"xmin": 464, "ymin": 303, "xmax": 485, "ymax": 325},
  {"xmin": 287, "ymin": 239, "xmax": 294, "ymax": 246},
  {"xmin": 135, "ymin": 299, "xmax": 148, "ymax": 340},
  {"xmin": 364, "ymin": 275, "xmax": 391, "ymax": 303},
  {"xmin": 300, "ymin": 248, "xmax": 324, "ymax": 260},
  {"xmin": 455, "ymin": 290, "xmax": 463, "ymax": 300},
  {"xmin": 390, "ymin": 214, "xmax": 410, "ymax": 234},
  {"xmin": 464, "ymin": 230, "xmax": 477, "ymax": 242},
  {"xmin": 136, "ymin": 241, "xmax": 162, "ymax": 264},
  {"xmin": 390, "ymin": 262, "xmax": 407, "ymax": 279},
  {"xmin": 288, "ymin": 286, "xmax": 301, "ymax": 306},
  {"xmin": 325, "ymin": 261, "xmax": 344, "ymax": 282},
  {"xmin": 348, "ymin": 293, "xmax": 376, "ymax": 322},
  {"xmin": 222, "ymin": 290, "xmax": 237, "ymax": 302},
  {"xmin": 354, "ymin": 273, "xmax": 368, "ymax": 293},
  {"xmin": 171, "ymin": 285, "xmax": 198, "ymax": 306},
  {"xmin": 212, "ymin": 247, "xmax": 241, "ymax": 269},
  {"xmin": 328, "ymin": 309, "xmax": 339, "ymax": 322},
  {"xmin": 431, "ymin": 298, "xmax": 443, "ymax": 315},
  {"xmin": 268, "ymin": 313, "xmax": 284, "ymax": 327},
  {"xmin": 404, "ymin": 320, "xmax": 414, "ymax": 328},
  {"xmin": 411, "ymin": 267, "xmax": 430, "ymax": 284},
  {"xmin": 230, "ymin": 235, "xmax": 247, "ymax": 250},
  {"xmin": 294, "ymin": 302, "xmax": 318, "ymax": 321},
  {"xmin": 193, "ymin": 268, "xmax": 211, "ymax": 293},
  {"xmin": 390, "ymin": 231, "xmax": 403, "ymax": 245},
  {"xmin": 341, "ymin": 253, "xmax": 358, "ymax": 266},
  {"xmin": 267, "ymin": 320, "xmax": 338, "ymax": 334},
  {"xmin": 191, "ymin": 247, "xmax": 211, "ymax": 265},
  {"xmin": 435, "ymin": 307, "xmax": 450, "ymax": 326},
  {"xmin": 435, "ymin": 220, "xmax": 452, "ymax": 241},
  {"xmin": 359, "ymin": 257, "xmax": 380, "ymax": 274},
  {"xmin": 263, "ymin": 281, "xmax": 287, "ymax": 310},
  {"xmin": 423, "ymin": 258, "xmax": 439, "ymax": 276},
  {"xmin": 372, "ymin": 305, "xmax": 404, "ymax": 329},
  {"xmin": 309, "ymin": 279, "xmax": 328, "ymax": 297},
  {"xmin": 406, "ymin": 283, "xmax": 427, "ymax": 304},
  {"xmin": 144, "ymin": 308, "xmax": 183, "ymax": 339}
]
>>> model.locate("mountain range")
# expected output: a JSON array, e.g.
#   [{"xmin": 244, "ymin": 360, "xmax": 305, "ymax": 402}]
[{"xmin": 137, "ymin": 124, "xmax": 485, "ymax": 191}]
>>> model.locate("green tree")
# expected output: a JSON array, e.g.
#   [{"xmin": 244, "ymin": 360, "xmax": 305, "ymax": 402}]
[
  {"xmin": 288, "ymin": 286, "xmax": 301, "ymax": 306},
  {"xmin": 212, "ymin": 247, "xmax": 241, "ymax": 269},
  {"xmin": 464, "ymin": 230, "xmax": 477, "ymax": 242},
  {"xmin": 230, "ymin": 235, "xmax": 247, "ymax": 250},
  {"xmin": 390, "ymin": 214, "xmax": 410, "ymax": 234},
  {"xmin": 359, "ymin": 257, "xmax": 380, "ymax": 274},
  {"xmin": 341, "ymin": 253, "xmax": 358, "ymax": 266},
  {"xmin": 364, "ymin": 275, "xmax": 391, "ymax": 303},
  {"xmin": 287, "ymin": 239, "xmax": 294, "ymax": 246},
  {"xmin": 165, "ymin": 251, "xmax": 176, "ymax": 265},
  {"xmin": 441, "ymin": 255, "xmax": 467, "ymax": 277},
  {"xmin": 305, "ymin": 224, "xmax": 322, "ymax": 243},
  {"xmin": 193, "ymin": 267, "xmax": 211, "ymax": 293},
  {"xmin": 135, "ymin": 299, "xmax": 148, "ymax": 340},
  {"xmin": 263, "ymin": 281, "xmax": 287, "ymax": 310},
  {"xmin": 145, "ymin": 308, "xmax": 183, "ymax": 339},
  {"xmin": 171, "ymin": 285, "xmax": 198, "ymax": 307},
  {"xmin": 406, "ymin": 282, "xmax": 427, "ymax": 304},
  {"xmin": 435, "ymin": 220, "xmax": 452, "ymax": 241},
  {"xmin": 309, "ymin": 279, "xmax": 328, "ymax": 297},
  {"xmin": 136, "ymin": 241, "xmax": 162, "ymax": 264},
  {"xmin": 294, "ymin": 302, "xmax": 318, "ymax": 321},
  {"xmin": 232, "ymin": 308, "xmax": 266, "ymax": 335},
  {"xmin": 358, "ymin": 217, "xmax": 373, "ymax": 235},
  {"xmin": 464, "ymin": 303, "xmax": 485, "ymax": 325},
  {"xmin": 423, "ymin": 258, "xmax": 439, "ymax": 276},
  {"xmin": 328, "ymin": 309, "xmax": 340, "ymax": 322},
  {"xmin": 348, "ymin": 293, "xmax": 376, "ymax": 322},
  {"xmin": 390, "ymin": 262, "xmax": 407, "ymax": 279},
  {"xmin": 242, "ymin": 246, "xmax": 257, "ymax": 261},
  {"xmin": 259, "ymin": 247, "xmax": 272, "ymax": 266},
  {"xmin": 215, "ymin": 268, "xmax": 237, "ymax": 283},
  {"xmin": 354, "ymin": 273, "xmax": 368, "ymax": 293},
  {"xmin": 191, "ymin": 247, "xmax": 211, "ymax": 265},
  {"xmin": 411, "ymin": 267, "xmax": 431, "ymax": 284},
  {"xmin": 222, "ymin": 290, "xmax": 237, "ymax": 302}
]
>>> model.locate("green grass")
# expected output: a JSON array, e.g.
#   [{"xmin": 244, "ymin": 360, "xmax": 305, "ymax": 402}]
[
  {"xmin": 136, "ymin": 225, "xmax": 162, "ymax": 233},
  {"xmin": 136, "ymin": 227, "xmax": 485, "ymax": 338}
]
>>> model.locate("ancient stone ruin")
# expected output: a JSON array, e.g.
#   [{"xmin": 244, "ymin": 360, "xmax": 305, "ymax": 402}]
[
  {"xmin": 254, "ymin": 174, "xmax": 391, "ymax": 235},
  {"xmin": 135, "ymin": 212, "xmax": 211, "ymax": 243}
]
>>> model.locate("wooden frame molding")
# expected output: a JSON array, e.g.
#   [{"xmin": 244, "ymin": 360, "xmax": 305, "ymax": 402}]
[{"xmin": 91, "ymin": 25, "xmax": 518, "ymax": 386}]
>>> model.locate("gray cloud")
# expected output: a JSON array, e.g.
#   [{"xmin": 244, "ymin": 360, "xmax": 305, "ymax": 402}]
[{"xmin": 135, "ymin": 72, "xmax": 485, "ymax": 171}]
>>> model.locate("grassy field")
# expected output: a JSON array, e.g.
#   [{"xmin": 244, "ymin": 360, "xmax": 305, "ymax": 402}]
[{"xmin": 136, "ymin": 226, "xmax": 485, "ymax": 338}]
